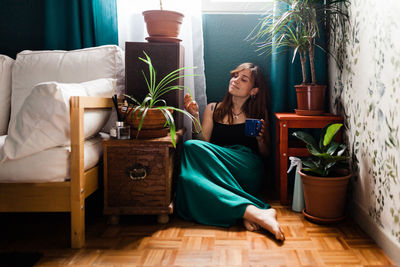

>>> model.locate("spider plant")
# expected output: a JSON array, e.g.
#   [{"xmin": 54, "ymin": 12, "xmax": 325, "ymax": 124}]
[
  {"xmin": 247, "ymin": 0, "xmax": 349, "ymax": 84},
  {"xmin": 124, "ymin": 51, "xmax": 200, "ymax": 147}
]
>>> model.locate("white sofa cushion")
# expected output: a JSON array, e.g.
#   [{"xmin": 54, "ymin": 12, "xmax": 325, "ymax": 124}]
[
  {"xmin": 9, "ymin": 45, "xmax": 124, "ymax": 127},
  {"xmin": 0, "ymin": 135, "xmax": 103, "ymax": 183},
  {"xmin": 0, "ymin": 55, "xmax": 14, "ymax": 135},
  {"xmin": 0, "ymin": 78, "xmax": 115, "ymax": 162}
]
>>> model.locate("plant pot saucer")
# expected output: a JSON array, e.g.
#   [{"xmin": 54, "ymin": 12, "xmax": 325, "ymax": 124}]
[
  {"xmin": 295, "ymin": 109, "xmax": 324, "ymax": 116},
  {"xmin": 145, "ymin": 36, "xmax": 182, "ymax": 43},
  {"xmin": 302, "ymin": 209, "xmax": 346, "ymax": 224}
]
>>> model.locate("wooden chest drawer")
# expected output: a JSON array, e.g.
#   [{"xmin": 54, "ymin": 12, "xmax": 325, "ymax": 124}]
[{"xmin": 102, "ymin": 131, "xmax": 183, "ymax": 220}]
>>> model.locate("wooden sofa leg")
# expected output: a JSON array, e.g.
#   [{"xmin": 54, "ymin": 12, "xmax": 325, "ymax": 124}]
[
  {"xmin": 70, "ymin": 96, "xmax": 86, "ymax": 249},
  {"xmin": 71, "ymin": 197, "xmax": 85, "ymax": 248}
]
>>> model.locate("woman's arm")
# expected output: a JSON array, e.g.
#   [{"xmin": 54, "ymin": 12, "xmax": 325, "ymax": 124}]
[
  {"xmin": 256, "ymin": 111, "xmax": 271, "ymax": 157},
  {"xmin": 198, "ymin": 103, "xmax": 216, "ymax": 142},
  {"xmin": 184, "ymin": 93, "xmax": 215, "ymax": 142}
]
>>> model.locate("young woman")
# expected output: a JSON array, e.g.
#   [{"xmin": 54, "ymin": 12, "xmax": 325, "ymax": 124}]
[{"xmin": 175, "ymin": 63, "xmax": 285, "ymax": 241}]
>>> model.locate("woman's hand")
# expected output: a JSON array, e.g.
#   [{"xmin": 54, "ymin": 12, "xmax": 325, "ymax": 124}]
[
  {"xmin": 184, "ymin": 93, "xmax": 199, "ymax": 118},
  {"xmin": 256, "ymin": 119, "xmax": 270, "ymax": 156},
  {"xmin": 256, "ymin": 119, "xmax": 266, "ymax": 142}
]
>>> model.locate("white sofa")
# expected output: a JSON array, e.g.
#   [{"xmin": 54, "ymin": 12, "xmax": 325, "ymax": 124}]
[{"xmin": 0, "ymin": 45, "xmax": 125, "ymax": 248}]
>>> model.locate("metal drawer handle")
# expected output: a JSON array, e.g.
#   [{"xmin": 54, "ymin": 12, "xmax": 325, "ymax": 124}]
[{"xmin": 127, "ymin": 163, "xmax": 149, "ymax": 180}]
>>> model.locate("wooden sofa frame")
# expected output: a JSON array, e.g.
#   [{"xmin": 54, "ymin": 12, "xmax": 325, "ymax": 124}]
[{"xmin": 0, "ymin": 96, "xmax": 113, "ymax": 248}]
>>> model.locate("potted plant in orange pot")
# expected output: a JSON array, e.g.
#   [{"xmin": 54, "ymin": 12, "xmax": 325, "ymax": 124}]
[
  {"xmin": 293, "ymin": 123, "xmax": 351, "ymax": 223},
  {"xmin": 143, "ymin": 0, "xmax": 184, "ymax": 43},
  {"xmin": 123, "ymin": 51, "xmax": 200, "ymax": 148},
  {"xmin": 248, "ymin": 0, "xmax": 349, "ymax": 115}
]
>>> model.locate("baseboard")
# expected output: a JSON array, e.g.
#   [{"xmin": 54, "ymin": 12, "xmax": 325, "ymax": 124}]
[{"xmin": 351, "ymin": 200, "xmax": 400, "ymax": 265}]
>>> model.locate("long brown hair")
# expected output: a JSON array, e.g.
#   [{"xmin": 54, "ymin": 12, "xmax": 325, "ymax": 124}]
[{"xmin": 213, "ymin": 63, "xmax": 270, "ymax": 124}]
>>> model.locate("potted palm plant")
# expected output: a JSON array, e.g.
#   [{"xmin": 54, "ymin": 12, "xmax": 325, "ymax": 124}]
[
  {"xmin": 124, "ymin": 51, "xmax": 200, "ymax": 148},
  {"xmin": 293, "ymin": 123, "xmax": 351, "ymax": 223},
  {"xmin": 143, "ymin": 0, "xmax": 184, "ymax": 43},
  {"xmin": 248, "ymin": 0, "xmax": 349, "ymax": 115}
]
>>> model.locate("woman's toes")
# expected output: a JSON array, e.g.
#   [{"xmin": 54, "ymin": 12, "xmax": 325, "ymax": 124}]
[
  {"xmin": 275, "ymin": 226, "xmax": 285, "ymax": 241},
  {"xmin": 243, "ymin": 219, "xmax": 259, "ymax": 232}
]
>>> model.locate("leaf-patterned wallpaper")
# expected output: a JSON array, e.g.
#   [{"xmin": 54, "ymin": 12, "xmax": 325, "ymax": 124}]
[{"xmin": 329, "ymin": 0, "xmax": 400, "ymax": 242}]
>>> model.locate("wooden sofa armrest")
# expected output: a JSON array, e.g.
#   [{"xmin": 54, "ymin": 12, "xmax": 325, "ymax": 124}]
[
  {"xmin": 69, "ymin": 96, "xmax": 113, "ymax": 248},
  {"xmin": 70, "ymin": 95, "xmax": 113, "ymax": 189},
  {"xmin": 70, "ymin": 96, "xmax": 113, "ymax": 178}
]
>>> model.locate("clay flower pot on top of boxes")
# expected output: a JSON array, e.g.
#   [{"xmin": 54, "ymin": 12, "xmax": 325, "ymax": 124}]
[{"xmin": 143, "ymin": 0, "xmax": 184, "ymax": 43}]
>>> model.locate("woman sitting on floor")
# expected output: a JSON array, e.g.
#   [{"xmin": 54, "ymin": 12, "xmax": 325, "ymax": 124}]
[{"xmin": 175, "ymin": 62, "xmax": 285, "ymax": 241}]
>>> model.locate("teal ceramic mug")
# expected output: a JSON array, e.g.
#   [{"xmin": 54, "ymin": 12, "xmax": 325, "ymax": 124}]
[{"xmin": 245, "ymin": 119, "xmax": 262, "ymax": 137}]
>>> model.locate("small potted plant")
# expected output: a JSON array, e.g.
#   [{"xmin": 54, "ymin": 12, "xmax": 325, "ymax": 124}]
[
  {"xmin": 143, "ymin": 0, "xmax": 184, "ymax": 42},
  {"xmin": 293, "ymin": 123, "xmax": 351, "ymax": 223},
  {"xmin": 123, "ymin": 51, "xmax": 200, "ymax": 148},
  {"xmin": 248, "ymin": 0, "xmax": 349, "ymax": 115}
]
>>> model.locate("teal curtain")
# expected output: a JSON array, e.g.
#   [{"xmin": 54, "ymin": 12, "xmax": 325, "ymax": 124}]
[
  {"xmin": 44, "ymin": 0, "xmax": 118, "ymax": 50},
  {"xmin": 268, "ymin": 1, "xmax": 327, "ymax": 186}
]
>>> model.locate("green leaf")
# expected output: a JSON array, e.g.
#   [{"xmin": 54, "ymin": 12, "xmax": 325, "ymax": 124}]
[
  {"xmin": 293, "ymin": 131, "xmax": 320, "ymax": 153},
  {"xmin": 326, "ymin": 142, "xmax": 339, "ymax": 155},
  {"xmin": 323, "ymin": 123, "xmax": 343, "ymax": 147},
  {"xmin": 318, "ymin": 154, "xmax": 348, "ymax": 162},
  {"xmin": 306, "ymin": 144, "xmax": 323, "ymax": 156},
  {"xmin": 302, "ymin": 157, "xmax": 319, "ymax": 169},
  {"xmin": 123, "ymin": 94, "xmax": 141, "ymax": 106},
  {"xmin": 336, "ymin": 143, "xmax": 347, "ymax": 156},
  {"xmin": 135, "ymin": 106, "xmax": 148, "ymax": 138},
  {"xmin": 159, "ymin": 108, "xmax": 176, "ymax": 148}
]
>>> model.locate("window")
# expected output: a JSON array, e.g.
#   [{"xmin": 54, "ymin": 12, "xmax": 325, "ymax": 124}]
[{"xmin": 202, "ymin": 0, "xmax": 273, "ymax": 13}]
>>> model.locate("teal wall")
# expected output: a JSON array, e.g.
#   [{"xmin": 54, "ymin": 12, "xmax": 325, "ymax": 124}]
[
  {"xmin": 202, "ymin": 14, "xmax": 270, "ymax": 103},
  {"xmin": 0, "ymin": 0, "xmax": 45, "ymax": 58}
]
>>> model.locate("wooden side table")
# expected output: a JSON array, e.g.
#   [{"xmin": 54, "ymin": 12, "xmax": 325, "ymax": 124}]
[
  {"xmin": 102, "ymin": 129, "xmax": 183, "ymax": 224},
  {"xmin": 275, "ymin": 113, "xmax": 343, "ymax": 205}
]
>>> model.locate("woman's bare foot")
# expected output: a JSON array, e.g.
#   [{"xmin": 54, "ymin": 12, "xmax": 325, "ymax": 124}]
[
  {"xmin": 243, "ymin": 205, "xmax": 285, "ymax": 241},
  {"xmin": 243, "ymin": 219, "xmax": 260, "ymax": 231}
]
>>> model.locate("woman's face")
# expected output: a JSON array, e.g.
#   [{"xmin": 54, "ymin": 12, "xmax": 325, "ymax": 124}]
[{"xmin": 228, "ymin": 68, "xmax": 255, "ymax": 98}]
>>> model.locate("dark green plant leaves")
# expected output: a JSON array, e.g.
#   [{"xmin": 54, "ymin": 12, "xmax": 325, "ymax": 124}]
[
  {"xmin": 292, "ymin": 131, "xmax": 320, "ymax": 152},
  {"xmin": 293, "ymin": 123, "xmax": 349, "ymax": 177}
]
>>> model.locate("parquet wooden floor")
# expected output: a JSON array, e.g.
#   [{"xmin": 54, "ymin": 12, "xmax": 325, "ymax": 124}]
[{"xmin": 0, "ymin": 197, "xmax": 395, "ymax": 267}]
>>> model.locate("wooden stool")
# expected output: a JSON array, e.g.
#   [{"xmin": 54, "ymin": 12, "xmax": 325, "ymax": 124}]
[{"xmin": 275, "ymin": 113, "xmax": 343, "ymax": 205}]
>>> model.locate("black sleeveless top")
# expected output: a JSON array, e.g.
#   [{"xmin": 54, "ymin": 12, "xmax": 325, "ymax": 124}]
[{"xmin": 209, "ymin": 103, "xmax": 259, "ymax": 154}]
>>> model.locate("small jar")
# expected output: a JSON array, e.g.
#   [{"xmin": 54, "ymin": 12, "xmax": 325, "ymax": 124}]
[
  {"xmin": 110, "ymin": 121, "xmax": 130, "ymax": 140},
  {"xmin": 116, "ymin": 121, "xmax": 130, "ymax": 140}
]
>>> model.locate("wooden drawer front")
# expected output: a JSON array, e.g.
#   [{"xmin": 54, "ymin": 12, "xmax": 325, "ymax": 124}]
[{"xmin": 105, "ymin": 145, "xmax": 173, "ymax": 208}]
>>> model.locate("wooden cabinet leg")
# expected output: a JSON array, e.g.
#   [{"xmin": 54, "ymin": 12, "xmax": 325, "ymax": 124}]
[
  {"xmin": 279, "ymin": 120, "xmax": 288, "ymax": 206},
  {"xmin": 107, "ymin": 215, "xmax": 120, "ymax": 225},
  {"xmin": 157, "ymin": 214, "xmax": 169, "ymax": 224}
]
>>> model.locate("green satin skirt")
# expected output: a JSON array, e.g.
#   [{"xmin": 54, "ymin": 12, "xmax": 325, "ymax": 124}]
[{"xmin": 175, "ymin": 139, "xmax": 270, "ymax": 227}]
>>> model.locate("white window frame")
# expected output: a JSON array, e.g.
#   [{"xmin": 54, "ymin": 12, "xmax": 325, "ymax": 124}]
[{"xmin": 202, "ymin": 0, "xmax": 273, "ymax": 14}]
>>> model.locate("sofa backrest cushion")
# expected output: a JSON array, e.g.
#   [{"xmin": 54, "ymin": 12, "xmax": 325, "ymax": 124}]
[
  {"xmin": 0, "ymin": 78, "xmax": 116, "ymax": 162},
  {"xmin": 0, "ymin": 55, "xmax": 14, "ymax": 135},
  {"xmin": 9, "ymin": 45, "xmax": 124, "ymax": 128}
]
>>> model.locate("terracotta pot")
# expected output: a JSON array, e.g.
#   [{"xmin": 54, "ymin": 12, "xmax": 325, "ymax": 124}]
[
  {"xmin": 127, "ymin": 108, "xmax": 172, "ymax": 130},
  {"xmin": 122, "ymin": 107, "xmax": 173, "ymax": 138},
  {"xmin": 295, "ymin": 84, "xmax": 326, "ymax": 115},
  {"xmin": 299, "ymin": 169, "xmax": 351, "ymax": 222},
  {"xmin": 143, "ymin": 10, "xmax": 184, "ymax": 38}
]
